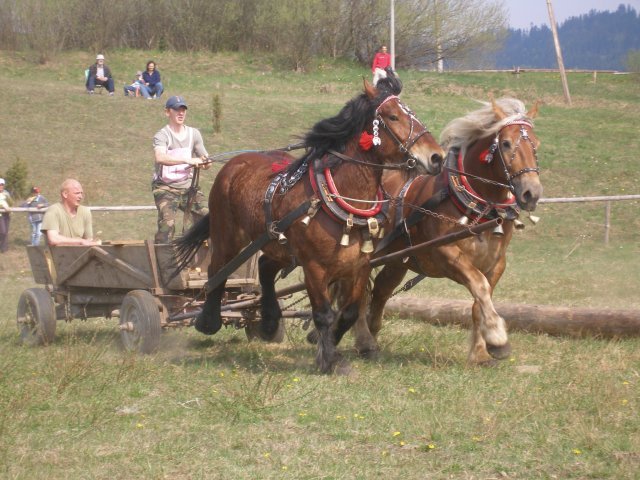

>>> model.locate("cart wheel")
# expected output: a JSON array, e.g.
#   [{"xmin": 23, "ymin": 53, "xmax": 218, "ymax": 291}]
[
  {"xmin": 120, "ymin": 290, "xmax": 162, "ymax": 354},
  {"xmin": 16, "ymin": 288, "xmax": 57, "ymax": 346}
]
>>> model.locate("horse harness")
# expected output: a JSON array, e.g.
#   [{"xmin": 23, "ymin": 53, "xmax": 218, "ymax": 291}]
[{"xmin": 373, "ymin": 119, "xmax": 538, "ymax": 288}]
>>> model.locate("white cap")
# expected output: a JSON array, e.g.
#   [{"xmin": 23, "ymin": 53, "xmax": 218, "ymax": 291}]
[
  {"xmin": 96, "ymin": 54, "xmax": 105, "ymax": 60},
  {"xmin": 0, "ymin": 178, "xmax": 5, "ymax": 185}
]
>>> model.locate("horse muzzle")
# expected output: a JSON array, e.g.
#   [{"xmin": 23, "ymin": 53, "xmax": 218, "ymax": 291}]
[{"xmin": 513, "ymin": 176, "xmax": 543, "ymax": 211}]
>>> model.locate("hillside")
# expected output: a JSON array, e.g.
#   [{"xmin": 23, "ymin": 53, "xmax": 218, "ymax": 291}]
[{"xmin": 496, "ymin": 5, "xmax": 640, "ymax": 70}]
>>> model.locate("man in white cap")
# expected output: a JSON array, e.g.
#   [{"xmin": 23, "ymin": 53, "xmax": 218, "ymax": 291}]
[
  {"xmin": 86, "ymin": 54, "xmax": 115, "ymax": 95},
  {"xmin": 151, "ymin": 95, "xmax": 211, "ymax": 243},
  {"xmin": 0, "ymin": 178, "xmax": 13, "ymax": 253}
]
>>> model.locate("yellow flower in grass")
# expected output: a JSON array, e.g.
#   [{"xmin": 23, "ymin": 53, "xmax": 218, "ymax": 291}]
[
  {"xmin": 298, "ymin": 411, "xmax": 307, "ymax": 417},
  {"xmin": 399, "ymin": 441, "xmax": 406, "ymax": 446},
  {"xmin": 427, "ymin": 443, "xmax": 436, "ymax": 450},
  {"xmin": 408, "ymin": 387, "xmax": 416, "ymax": 394},
  {"xmin": 621, "ymin": 399, "xmax": 628, "ymax": 405},
  {"xmin": 136, "ymin": 423, "xmax": 144, "ymax": 429},
  {"xmin": 572, "ymin": 449, "xmax": 582, "ymax": 455},
  {"xmin": 393, "ymin": 431, "xmax": 401, "ymax": 437}
]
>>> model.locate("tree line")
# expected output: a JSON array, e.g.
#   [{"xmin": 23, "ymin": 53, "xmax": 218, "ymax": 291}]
[
  {"xmin": 495, "ymin": 5, "xmax": 640, "ymax": 71},
  {"xmin": 0, "ymin": 0, "xmax": 505, "ymax": 69}
]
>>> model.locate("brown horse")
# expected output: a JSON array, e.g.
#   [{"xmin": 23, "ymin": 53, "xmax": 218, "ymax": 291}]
[
  {"xmin": 174, "ymin": 72, "xmax": 445, "ymax": 373},
  {"xmin": 351, "ymin": 97, "xmax": 542, "ymax": 365}
]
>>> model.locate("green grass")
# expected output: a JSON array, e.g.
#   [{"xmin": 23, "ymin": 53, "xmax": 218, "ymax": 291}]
[{"xmin": 0, "ymin": 51, "xmax": 639, "ymax": 479}]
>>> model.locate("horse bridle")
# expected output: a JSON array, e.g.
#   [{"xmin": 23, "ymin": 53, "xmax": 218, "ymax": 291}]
[
  {"xmin": 446, "ymin": 119, "xmax": 539, "ymax": 193},
  {"xmin": 374, "ymin": 95, "xmax": 432, "ymax": 169}
]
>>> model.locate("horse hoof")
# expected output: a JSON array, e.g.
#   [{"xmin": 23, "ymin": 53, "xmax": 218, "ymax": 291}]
[
  {"xmin": 334, "ymin": 359, "xmax": 352, "ymax": 376},
  {"xmin": 356, "ymin": 346, "xmax": 380, "ymax": 360},
  {"xmin": 487, "ymin": 342, "xmax": 512, "ymax": 360},
  {"xmin": 306, "ymin": 329, "xmax": 319, "ymax": 345},
  {"xmin": 194, "ymin": 314, "xmax": 222, "ymax": 335}
]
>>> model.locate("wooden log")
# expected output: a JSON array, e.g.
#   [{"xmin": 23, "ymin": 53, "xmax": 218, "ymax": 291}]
[{"xmin": 384, "ymin": 298, "xmax": 640, "ymax": 338}]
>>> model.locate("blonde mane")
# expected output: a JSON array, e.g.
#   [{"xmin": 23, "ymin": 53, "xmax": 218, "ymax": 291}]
[{"xmin": 440, "ymin": 98, "xmax": 534, "ymax": 151}]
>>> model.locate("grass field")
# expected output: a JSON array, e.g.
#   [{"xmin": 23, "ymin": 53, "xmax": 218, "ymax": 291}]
[{"xmin": 0, "ymin": 50, "xmax": 639, "ymax": 479}]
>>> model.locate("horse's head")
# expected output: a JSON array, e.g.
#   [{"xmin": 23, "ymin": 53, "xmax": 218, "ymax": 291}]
[
  {"xmin": 364, "ymin": 74, "xmax": 444, "ymax": 176},
  {"xmin": 443, "ymin": 97, "xmax": 543, "ymax": 212},
  {"xmin": 488, "ymin": 98, "xmax": 543, "ymax": 211}
]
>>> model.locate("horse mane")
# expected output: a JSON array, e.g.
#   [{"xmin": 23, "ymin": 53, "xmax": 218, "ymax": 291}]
[
  {"xmin": 440, "ymin": 97, "xmax": 534, "ymax": 150},
  {"xmin": 284, "ymin": 69, "xmax": 403, "ymax": 173}
]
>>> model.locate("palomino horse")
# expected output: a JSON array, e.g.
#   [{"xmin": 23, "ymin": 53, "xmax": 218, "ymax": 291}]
[
  {"xmin": 174, "ymin": 73, "xmax": 445, "ymax": 373},
  {"xmin": 352, "ymin": 98, "xmax": 542, "ymax": 365}
]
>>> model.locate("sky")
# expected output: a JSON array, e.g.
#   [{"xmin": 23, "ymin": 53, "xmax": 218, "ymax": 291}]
[{"xmin": 503, "ymin": 0, "xmax": 640, "ymax": 30}]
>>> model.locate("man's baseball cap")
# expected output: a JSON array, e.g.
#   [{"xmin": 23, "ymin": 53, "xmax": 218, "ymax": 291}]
[
  {"xmin": 0, "ymin": 178, "xmax": 5, "ymax": 185},
  {"xmin": 165, "ymin": 96, "xmax": 188, "ymax": 110},
  {"xmin": 96, "ymin": 54, "xmax": 105, "ymax": 60}
]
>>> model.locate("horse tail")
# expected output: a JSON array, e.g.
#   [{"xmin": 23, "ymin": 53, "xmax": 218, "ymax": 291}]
[{"xmin": 170, "ymin": 213, "xmax": 211, "ymax": 279}]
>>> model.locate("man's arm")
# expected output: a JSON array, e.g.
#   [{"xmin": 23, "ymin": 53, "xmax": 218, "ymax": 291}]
[
  {"xmin": 45, "ymin": 229, "xmax": 99, "ymax": 246},
  {"xmin": 154, "ymin": 147, "xmax": 206, "ymax": 167}
]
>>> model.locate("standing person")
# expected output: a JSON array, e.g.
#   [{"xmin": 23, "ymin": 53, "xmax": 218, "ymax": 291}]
[
  {"xmin": 22, "ymin": 186, "xmax": 49, "ymax": 246},
  {"xmin": 140, "ymin": 60, "xmax": 164, "ymax": 99},
  {"xmin": 41, "ymin": 179, "xmax": 100, "ymax": 246},
  {"xmin": 0, "ymin": 178, "xmax": 12, "ymax": 253},
  {"xmin": 152, "ymin": 95, "xmax": 210, "ymax": 243},
  {"xmin": 86, "ymin": 54, "xmax": 115, "ymax": 95},
  {"xmin": 371, "ymin": 45, "xmax": 391, "ymax": 85}
]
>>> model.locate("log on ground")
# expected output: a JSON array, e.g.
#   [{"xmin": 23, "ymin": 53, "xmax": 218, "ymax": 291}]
[{"xmin": 385, "ymin": 298, "xmax": 640, "ymax": 338}]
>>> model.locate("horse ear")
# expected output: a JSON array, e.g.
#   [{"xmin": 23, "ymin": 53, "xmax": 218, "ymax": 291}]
[
  {"xmin": 527, "ymin": 100, "xmax": 541, "ymax": 119},
  {"xmin": 363, "ymin": 77, "xmax": 378, "ymax": 99},
  {"xmin": 491, "ymin": 96, "xmax": 507, "ymax": 120}
]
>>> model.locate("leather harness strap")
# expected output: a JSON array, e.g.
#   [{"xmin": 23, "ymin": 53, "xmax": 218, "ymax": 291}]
[{"xmin": 204, "ymin": 200, "xmax": 311, "ymax": 293}]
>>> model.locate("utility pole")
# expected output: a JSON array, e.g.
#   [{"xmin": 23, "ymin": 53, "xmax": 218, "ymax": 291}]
[
  {"xmin": 546, "ymin": 0, "xmax": 572, "ymax": 105},
  {"xmin": 390, "ymin": 0, "xmax": 395, "ymax": 70}
]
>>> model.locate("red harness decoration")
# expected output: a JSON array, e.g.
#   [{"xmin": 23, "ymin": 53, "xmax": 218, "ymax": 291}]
[
  {"xmin": 359, "ymin": 131, "xmax": 374, "ymax": 151},
  {"xmin": 323, "ymin": 167, "xmax": 383, "ymax": 217},
  {"xmin": 478, "ymin": 149, "xmax": 490, "ymax": 164},
  {"xmin": 308, "ymin": 161, "xmax": 383, "ymax": 221},
  {"xmin": 271, "ymin": 158, "xmax": 291, "ymax": 173}
]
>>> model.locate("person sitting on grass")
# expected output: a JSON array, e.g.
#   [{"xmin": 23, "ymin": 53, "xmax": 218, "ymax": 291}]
[
  {"xmin": 140, "ymin": 60, "xmax": 164, "ymax": 99},
  {"xmin": 124, "ymin": 71, "xmax": 144, "ymax": 97}
]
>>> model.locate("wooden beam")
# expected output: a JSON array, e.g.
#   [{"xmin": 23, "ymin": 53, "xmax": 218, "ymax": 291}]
[{"xmin": 384, "ymin": 298, "xmax": 640, "ymax": 338}]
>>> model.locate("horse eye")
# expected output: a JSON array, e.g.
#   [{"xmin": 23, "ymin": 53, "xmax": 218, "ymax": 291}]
[
  {"xmin": 389, "ymin": 115, "xmax": 399, "ymax": 121},
  {"xmin": 501, "ymin": 140, "xmax": 511, "ymax": 150}
]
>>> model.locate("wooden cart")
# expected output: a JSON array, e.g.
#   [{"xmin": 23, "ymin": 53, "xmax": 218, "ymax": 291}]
[{"xmin": 16, "ymin": 241, "xmax": 295, "ymax": 353}]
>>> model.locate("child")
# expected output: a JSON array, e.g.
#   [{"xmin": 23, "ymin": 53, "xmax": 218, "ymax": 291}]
[
  {"xmin": 22, "ymin": 186, "xmax": 48, "ymax": 246},
  {"xmin": 123, "ymin": 71, "xmax": 144, "ymax": 97}
]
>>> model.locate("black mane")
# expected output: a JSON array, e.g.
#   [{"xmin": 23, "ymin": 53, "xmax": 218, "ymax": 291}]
[{"xmin": 285, "ymin": 70, "xmax": 404, "ymax": 173}]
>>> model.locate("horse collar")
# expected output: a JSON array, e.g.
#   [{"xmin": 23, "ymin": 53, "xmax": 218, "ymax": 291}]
[
  {"xmin": 447, "ymin": 148, "xmax": 520, "ymax": 223},
  {"xmin": 309, "ymin": 156, "xmax": 387, "ymax": 227}
]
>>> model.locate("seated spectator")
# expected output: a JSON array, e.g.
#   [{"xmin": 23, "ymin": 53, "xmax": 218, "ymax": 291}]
[
  {"xmin": 41, "ymin": 179, "xmax": 100, "ymax": 246},
  {"xmin": 86, "ymin": 54, "xmax": 115, "ymax": 95},
  {"xmin": 140, "ymin": 60, "xmax": 164, "ymax": 99},
  {"xmin": 124, "ymin": 71, "xmax": 144, "ymax": 97},
  {"xmin": 22, "ymin": 186, "xmax": 49, "ymax": 246}
]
